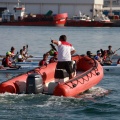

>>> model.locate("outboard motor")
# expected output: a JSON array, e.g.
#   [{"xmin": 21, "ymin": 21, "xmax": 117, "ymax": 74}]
[{"xmin": 26, "ymin": 73, "xmax": 43, "ymax": 94}]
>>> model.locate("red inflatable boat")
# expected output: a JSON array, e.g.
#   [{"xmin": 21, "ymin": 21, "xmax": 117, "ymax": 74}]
[{"xmin": 0, "ymin": 55, "xmax": 104, "ymax": 97}]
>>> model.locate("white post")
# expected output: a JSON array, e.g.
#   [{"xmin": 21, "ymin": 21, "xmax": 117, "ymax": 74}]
[
  {"xmin": 18, "ymin": 0, "xmax": 20, "ymax": 7},
  {"xmin": 109, "ymin": 0, "xmax": 113, "ymax": 16}
]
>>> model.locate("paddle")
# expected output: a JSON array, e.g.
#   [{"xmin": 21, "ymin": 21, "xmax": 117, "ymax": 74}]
[
  {"xmin": 26, "ymin": 44, "xmax": 28, "ymax": 54},
  {"xmin": 114, "ymin": 48, "xmax": 120, "ymax": 53},
  {"xmin": 25, "ymin": 44, "xmax": 33, "ymax": 58},
  {"xmin": 50, "ymin": 43, "xmax": 57, "ymax": 51},
  {"xmin": 50, "ymin": 38, "xmax": 57, "ymax": 51},
  {"xmin": 12, "ymin": 51, "xmax": 19, "ymax": 61},
  {"xmin": 108, "ymin": 47, "xmax": 120, "ymax": 60}
]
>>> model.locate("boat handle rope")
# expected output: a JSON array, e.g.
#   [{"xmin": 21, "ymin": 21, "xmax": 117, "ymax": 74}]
[
  {"xmin": 70, "ymin": 80, "xmax": 79, "ymax": 88},
  {"xmin": 92, "ymin": 65, "xmax": 99, "ymax": 76},
  {"xmin": 64, "ymin": 58, "xmax": 99, "ymax": 88},
  {"xmin": 89, "ymin": 68, "xmax": 99, "ymax": 76},
  {"xmin": 64, "ymin": 79, "xmax": 79, "ymax": 88},
  {"xmin": 65, "ymin": 72, "xmax": 93, "ymax": 88},
  {"xmin": 86, "ymin": 72, "xmax": 92, "ymax": 78},
  {"xmin": 65, "ymin": 74, "xmax": 91, "ymax": 89}
]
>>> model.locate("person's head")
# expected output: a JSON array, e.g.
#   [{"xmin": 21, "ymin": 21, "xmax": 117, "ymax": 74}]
[
  {"xmin": 86, "ymin": 51, "xmax": 92, "ymax": 56},
  {"xmin": 59, "ymin": 35, "xmax": 67, "ymax": 41},
  {"xmin": 11, "ymin": 46, "xmax": 15, "ymax": 51},
  {"xmin": 6, "ymin": 51, "xmax": 11, "ymax": 56},
  {"xmin": 108, "ymin": 45, "xmax": 112, "ymax": 50},
  {"xmin": 97, "ymin": 50, "xmax": 101, "ymax": 56},
  {"xmin": 53, "ymin": 52, "xmax": 58, "ymax": 57},
  {"xmin": 20, "ymin": 49, "xmax": 23, "ymax": 54},
  {"xmin": 23, "ymin": 46, "xmax": 26, "ymax": 50},
  {"xmin": 43, "ymin": 54, "xmax": 48, "ymax": 60},
  {"xmin": 104, "ymin": 50, "xmax": 107, "ymax": 55}
]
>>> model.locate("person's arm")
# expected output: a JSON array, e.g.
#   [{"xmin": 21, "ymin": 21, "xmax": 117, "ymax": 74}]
[
  {"xmin": 71, "ymin": 50, "xmax": 76, "ymax": 55},
  {"xmin": 51, "ymin": 40, "xmax": 58, "ymax": 45},
  {"xmin": 39, "ymin": 60, "xmax": 44, "ymax": 66},
  {"xmin": 71, "ymin": 46, "xmax": 76, "ymax": 55},
  {"xmin": 6, "ymin": 58, "xmax": 15, "ymax": 68},
  {"xmin": 0, "ymin": 66, "xmax": 4, "ymax": 69}
]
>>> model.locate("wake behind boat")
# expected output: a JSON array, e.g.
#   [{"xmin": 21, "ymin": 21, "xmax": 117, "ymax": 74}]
[{"xmin": 0, "ymin": 55, "xmax": 103, "ymax": 97}]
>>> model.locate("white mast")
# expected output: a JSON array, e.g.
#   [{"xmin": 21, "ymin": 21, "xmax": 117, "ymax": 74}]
[
  {"xmin": 18, "ymin": 0, "xmax": 20, "ymax": 7},
  {"xmin": 109, "ymin": 0, "xmax": 113, "ymax": 16}
]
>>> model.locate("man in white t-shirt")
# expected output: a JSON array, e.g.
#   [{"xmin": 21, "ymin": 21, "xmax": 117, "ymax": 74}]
[{"xmin": 51, "ymin": 35, "xmax": 76, "ymax": 79}]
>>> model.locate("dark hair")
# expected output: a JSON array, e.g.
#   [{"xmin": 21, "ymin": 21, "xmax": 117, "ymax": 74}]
[
  {"xmin": 86, "ymin": 51, "xmax": 92, "ymax": 55},
  {"xmin": 43, "ymin": 54, "xmax": 47, "ymax": 58},
  {"xmin": 59, "ymin": 35, "xmax": 67, "ymax": 41},
  {"xmin": 23, "ymin": 46, "xmax": 26, "ymax": 49},
  {"xmin": 20, "ymin": 49, "xmax": 23, "ymax": 53},
  {"xmin": 11, "ymin": 46, "xmax": 15, "ymax": 51}
]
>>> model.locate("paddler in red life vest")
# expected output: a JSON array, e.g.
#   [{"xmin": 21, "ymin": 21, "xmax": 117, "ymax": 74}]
[
  {"xmin": 2, "ymin": 51, "xmax": 17, "ymax": 68},
  {"xmin": 39, "ymin": 53, "xmax": 48, "ymax": 66}
]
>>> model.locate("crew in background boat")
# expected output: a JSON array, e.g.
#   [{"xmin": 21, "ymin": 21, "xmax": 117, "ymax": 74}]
[
  {"xmin": 2, "ymin": 51, "xmax": 17, "ymax": 68},
  {"xmin": 86, "ymin": 51, "xmax": 94, "ymax": 58},
  {"xmin": 10, "ymin": 46, "xmax": 18, "ymax": 62},
  {"xmin": 22, "ymin": 46, "xmax": 28, "ymax": 58},
  {"xmin": 39, "ymin": 53, "xmax": 48, "ymax": 66},
  {"xmin": 94, "ymin": 50, "xmax": 103, "ymax": 65},
  {"xmin": 102, "ymin": 50, "xmax": 112, "ymax": 65},
  {"xmin": 18, "ymin": 49, "xmax": 26, "ymax": 62},
  {"xmin": 51, "ymin": 35, "xmax": 76, "ymax": 79},
  {"xmin": 107, "ymin": 45, "xmax": 115, "ymax": 57},
  {"xmin": 10, "ymin": 46, "xmax": 15, "ymax": 57}
]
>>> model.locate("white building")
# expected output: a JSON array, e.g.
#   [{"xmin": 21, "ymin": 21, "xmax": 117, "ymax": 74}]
[
  {"xmin": 104, "ymin": 0, "xmax": 120, "ymax": 7},
  {"xmin": 0, "ymin": 0, "xmax": 103, "ymax": 18},
  {"xmin": 103, "ymin": 0, "xmax": 120, "ymax": 16}
]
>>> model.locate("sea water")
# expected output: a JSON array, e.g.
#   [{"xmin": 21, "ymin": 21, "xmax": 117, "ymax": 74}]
[{"xmin": 0, "ymin": 26, "xmax": 120, "ymax": 120}]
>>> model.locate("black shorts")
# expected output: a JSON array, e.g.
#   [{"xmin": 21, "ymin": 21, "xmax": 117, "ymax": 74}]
[{"xmin": 56, "ymin": 61, "xmax": 73, "ymax": 75}]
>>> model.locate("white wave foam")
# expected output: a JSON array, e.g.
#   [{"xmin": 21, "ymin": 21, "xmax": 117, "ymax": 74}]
[{"xmin": 78, "ymin": 86, "xmax": 110, "ymax": 100}]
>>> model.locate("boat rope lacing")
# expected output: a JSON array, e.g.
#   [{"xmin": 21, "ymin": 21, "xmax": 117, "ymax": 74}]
[{"xmin": 65, "ymin": 58, "xmax": 100, "ymax": 89}]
